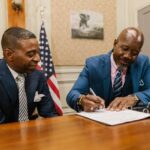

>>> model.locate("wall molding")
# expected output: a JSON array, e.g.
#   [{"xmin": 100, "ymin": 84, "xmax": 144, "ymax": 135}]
[
  {"xmin": 58, "ymin": 79, "xmax": 77, "ymax": 84},
  {"xmin": 55, "ymin": 66, "xmax": 83, "ymax": 114},
  {"xmin": 55, "ymin": 66, "xmax": 83, "ymax": 74},
  {"xmin": 56, "ymin": 66, "xmax": 83, "ymax": 82}
]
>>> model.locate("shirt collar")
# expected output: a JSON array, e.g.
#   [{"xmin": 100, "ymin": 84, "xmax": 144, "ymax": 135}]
[
  {"xmin": 111, "ymin": 53, "xmax": 118, "ymax": 70},
  {"xmin": 111, "ymin": 53, "xmax": 127, "ymax": 74},
  {"xmin": 7, "ymin": 65, "xmax": 19, "ymax": 80}
]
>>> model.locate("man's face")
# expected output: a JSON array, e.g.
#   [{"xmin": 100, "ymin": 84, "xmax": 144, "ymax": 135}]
[
  {"xmin": 113, "ymin": 36, "xmax": 142, "ymax": 67},
  {"xmin": 10, "ymin": 38, "xmax": 40, "ymax": 73}
]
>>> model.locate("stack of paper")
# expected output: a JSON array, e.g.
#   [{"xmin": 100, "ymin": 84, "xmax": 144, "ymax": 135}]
[{"xmin": 78, "ymin": 109, "xmax": 150, "ymax": 125}]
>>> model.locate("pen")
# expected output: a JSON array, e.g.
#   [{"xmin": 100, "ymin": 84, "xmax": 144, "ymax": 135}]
[
  {"xmin": 89, "ymin": 88, "xmax": 96, "ymax": 96},
  {"xmin": 89, "ymin": 87, "xmax": 105, "ymax": 109}
]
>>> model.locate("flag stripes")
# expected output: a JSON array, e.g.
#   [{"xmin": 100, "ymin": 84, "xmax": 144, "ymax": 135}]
[{"xmin": 37, "ymin": 21, "xmax": 63, "ymax": 115}]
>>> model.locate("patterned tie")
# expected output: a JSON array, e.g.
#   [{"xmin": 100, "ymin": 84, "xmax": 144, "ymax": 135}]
[
  {"xmin": 16, "ymin": 75, "xmax": 28, "ymax": 122},
  {"xmin": 113, "ymin": 68, "xmax": 122, "ymax": 98}
]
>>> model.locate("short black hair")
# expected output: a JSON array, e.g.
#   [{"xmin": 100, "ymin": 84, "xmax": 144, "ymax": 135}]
[{"xmin": 1, "ymin": 27, "xmax": 36, "ymax": 50}]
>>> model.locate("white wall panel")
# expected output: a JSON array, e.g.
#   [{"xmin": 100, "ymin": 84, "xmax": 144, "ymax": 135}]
[
  {"xmin": 116, "ymin": 0, "xmax": 150, "ymax": 35},
  {"xmin": 56, "ymin": 66, "xmax": 83, "ymax": 114}
]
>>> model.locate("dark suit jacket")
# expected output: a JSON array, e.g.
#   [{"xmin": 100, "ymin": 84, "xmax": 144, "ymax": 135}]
[
  {"xmin": 67, "ymin": 51, "xmax": 150, "ymax": 111},
  {"xmin": 0, "ymin": 59, "xmax": 58, "ymax": 123}
]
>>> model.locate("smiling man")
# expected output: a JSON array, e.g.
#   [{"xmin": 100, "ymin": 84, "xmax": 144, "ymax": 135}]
[
  {"xmin": 67, "ymin": 27, "xmax": 150, "ymax": 112},
  {"xmin": 0, "ymin": 27, "xmax": 58, "ymax": 123}
]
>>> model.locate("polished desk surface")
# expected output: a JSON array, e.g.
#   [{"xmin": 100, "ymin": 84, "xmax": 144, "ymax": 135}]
[{"xmin": 0, "ymin": 114, "xmax": 150, "ymax": 150}]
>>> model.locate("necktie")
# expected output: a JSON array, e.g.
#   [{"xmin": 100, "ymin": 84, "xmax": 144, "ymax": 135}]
[
  {"xmin": 113, "ymin": 68, "xmax": 122, "ymax": 98},
  {"xmin": 16, "ymin": 75, "xmax": 28, "ymax": 122}
]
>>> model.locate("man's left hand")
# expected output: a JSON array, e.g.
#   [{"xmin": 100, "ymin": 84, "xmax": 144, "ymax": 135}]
[{"xmin": 107, "ymin": 95, "xmax": 138, "ymax": 111}]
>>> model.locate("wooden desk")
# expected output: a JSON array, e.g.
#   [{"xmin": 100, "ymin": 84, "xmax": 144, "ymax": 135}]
[{"xmin": 0, "ymin": 115, "xmax": 150, "ymax": 150}]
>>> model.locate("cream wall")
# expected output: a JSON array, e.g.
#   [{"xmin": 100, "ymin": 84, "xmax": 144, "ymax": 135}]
[
  {"xmin": 51, "ymin": 0, "xmax": 116, "ymax": 66},
  {"xmin": 3, "ymin": 0, "xmax": 150, "ymax": 57}
]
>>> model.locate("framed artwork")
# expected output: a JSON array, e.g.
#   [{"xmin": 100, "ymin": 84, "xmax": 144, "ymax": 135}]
[{"xmin": 71, "ymin": 10, "xmax": 104, "ymax": 40}]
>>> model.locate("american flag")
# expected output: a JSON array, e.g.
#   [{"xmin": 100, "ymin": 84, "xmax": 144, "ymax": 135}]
[{"xmin": 37, "ymin": 22, "xmax": 63, "ymax": 115}]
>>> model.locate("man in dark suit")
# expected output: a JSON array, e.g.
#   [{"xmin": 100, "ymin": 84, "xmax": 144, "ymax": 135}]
[
  {"xmin": 67, "ymin": 27, "xmax": 150, "ymax": 112},
  {"xmin": 0, "ymin": 27, "xmax": 59, "ymax": 123}
]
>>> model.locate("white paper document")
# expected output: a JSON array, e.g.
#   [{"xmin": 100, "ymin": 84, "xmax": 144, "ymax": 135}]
[{"xmin": 78, "ymin": 109, "xmax": 150, "ymax": 125}]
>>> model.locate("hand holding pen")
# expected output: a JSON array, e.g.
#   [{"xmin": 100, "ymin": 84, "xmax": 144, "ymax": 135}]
[
  {"xmin": 80, "ymin": 88, "xmax": 105, "ymax": 112},
  {"xmin": 89, "ymin": 88, "xmax": 105, "ymax": 110}
]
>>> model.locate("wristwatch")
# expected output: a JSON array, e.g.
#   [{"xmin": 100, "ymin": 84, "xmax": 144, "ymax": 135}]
[
  {"xmin": 77, "ymin": 95, "xmax": 85, "ymax": 111},
  {"xmin": 77, "ymin": 95, "xmax": 84, "ymax": 106}
]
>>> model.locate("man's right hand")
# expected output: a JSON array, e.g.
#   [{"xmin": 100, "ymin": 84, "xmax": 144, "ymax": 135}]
[{"xmin": 81, "ymin": 94, "xmax": 105, "ymax": 112}]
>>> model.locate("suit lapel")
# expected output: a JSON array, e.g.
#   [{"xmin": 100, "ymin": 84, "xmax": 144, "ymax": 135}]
[
  {"xmin": 25, "ymin": 72, "xmax": 38, "ymax": 107},
  {"xmin": 102, "ymin": 54, "xmax": 111, "ymax": 100},
  {"xmin": 130, "ymin": 63, "xmax": 139, "ymax": 92},
  {"xmin": 25, "ymin": 72, "xmax": 40, "ymax": 116},
  {"xmin": 25, "ymin": 74, "xmax": 33, "ymax": 103},
  {"xmin": 0, "ymin": 60, "xmax": 18, "ymax": 105}
]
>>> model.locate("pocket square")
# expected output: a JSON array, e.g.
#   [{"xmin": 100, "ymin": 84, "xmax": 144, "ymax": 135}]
[
  {"xmin": 34, "ymin": 91, "xmax": 45, "ymax": 102},
  {"xmin": 139, "ymin": 79, "xmax": 144, "ymax": 86}
]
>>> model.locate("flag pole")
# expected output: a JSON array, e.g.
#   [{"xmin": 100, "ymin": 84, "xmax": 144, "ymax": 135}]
[{"xmin": 40, "ymin": 6, "xmax": 46, "ymax": 22}]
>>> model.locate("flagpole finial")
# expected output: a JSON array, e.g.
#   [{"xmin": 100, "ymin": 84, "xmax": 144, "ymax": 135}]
[{"xmin": 40, "ymin": 6, "xmax": 46, "ymax": 21}]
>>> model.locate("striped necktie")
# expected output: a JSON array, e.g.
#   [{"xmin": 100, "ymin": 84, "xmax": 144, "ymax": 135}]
[
  {"xmin": 113, "ymin": 68, "xmax": 122, "ymax": 97},
  {"xmin": 16, "ymin": 75, "xmax": 28, "ymax": 122}
]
